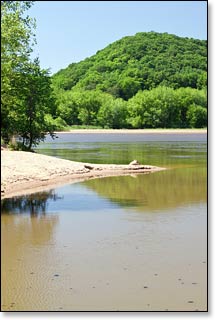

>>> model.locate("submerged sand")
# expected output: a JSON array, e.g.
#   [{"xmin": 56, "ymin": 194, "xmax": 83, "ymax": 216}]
[{"xmin": 1, "ymin": 150, "xmax": 164, "ymax": 199}]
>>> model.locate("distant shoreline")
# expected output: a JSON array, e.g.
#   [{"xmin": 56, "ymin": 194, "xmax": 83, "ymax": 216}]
[{"xmin": 55, "ymin": 128, "xmax": 207, "ymax": 134}]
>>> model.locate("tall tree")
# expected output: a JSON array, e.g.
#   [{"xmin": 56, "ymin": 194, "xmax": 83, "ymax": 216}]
[
  {"xmin": 1, "ymin": 1, "xmax": 35, "ymax": 142},
  {"xmin": 1, "ymin": 1, "xmax": 56, "ymax": 148},
  {"xmin": 16, "ymin": 58, "xmax": 56, "ymax": 150}
]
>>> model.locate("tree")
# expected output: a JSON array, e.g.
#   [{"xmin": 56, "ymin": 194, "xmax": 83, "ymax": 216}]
[
  {"xmin": 1, "ymin": 1, "xmax": 57, "ymax": 148},
  {"xmin": 118, "ymin": 76, "xmax": 141, "ymax": 100},
  {"xmin": 127, "ymin": 86, "xmax": 207, "ymax": 129},
  {"xmin": 55, "ymin": 90, "xmax": 80, "ymax": 126},
  {"xmin": 187, "ymin": 105, "xmax": 207, "ymax": 128},
  {"xmin": 76, "ymin": 91, "xmax": 101, "ymax": 126},
  {"xmin": 1, "ymin": 1, "xmax": 36, "ymax": 142},
  {"xmin": 97, "ymin": 95, "xmax": 128, "ymax": 128},
  {"xmin": 15, "ymin": 58, "xmax": 56, "ymax": 150}
]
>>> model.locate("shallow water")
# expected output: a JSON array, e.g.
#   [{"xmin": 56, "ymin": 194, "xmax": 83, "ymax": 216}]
[
  {"xmin": 1, "ymin": 133, "xmax": 207, "ymax": 311},
  {"xmin": 35, "ymin": 132, "xmax": 206, "ymax": 167}
]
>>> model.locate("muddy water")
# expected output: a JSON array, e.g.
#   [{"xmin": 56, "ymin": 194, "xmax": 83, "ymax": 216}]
[{"xmin": 1, "ymin": 133, "xmax": 207, "ymax": 311}]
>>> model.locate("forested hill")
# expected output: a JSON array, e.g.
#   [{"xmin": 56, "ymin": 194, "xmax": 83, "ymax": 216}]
[
  {"xmin": 52, "ymin": 32, "xmax": 207, "ymax": 99},
  {"xmin": 51, "ymin": 32, "xmax": 207, "ymax": 129}
]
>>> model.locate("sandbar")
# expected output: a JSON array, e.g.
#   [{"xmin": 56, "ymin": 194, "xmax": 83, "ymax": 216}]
[{"xmin": 1, "ymin": 151, "xmax": 164, "ymax": 199}]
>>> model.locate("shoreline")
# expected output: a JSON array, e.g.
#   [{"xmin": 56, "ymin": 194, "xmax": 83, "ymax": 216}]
[
  {"xmin": 55, "ymin": 128, "xmax": 207, "ymax": 134},
  {"xmin": 1, "ymin": 151, "xmax": 165, "ymax": 199}
]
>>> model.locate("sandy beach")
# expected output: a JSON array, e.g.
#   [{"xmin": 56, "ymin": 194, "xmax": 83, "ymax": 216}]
[
  {"xmin": 56, "ymin": 128, "xmax": 207, "ymax": 134},
  {"xmin": 1, "ymin": 150, "xmax": 164, "ymax": 199}
]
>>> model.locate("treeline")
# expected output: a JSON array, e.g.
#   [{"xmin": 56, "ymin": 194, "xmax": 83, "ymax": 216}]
[{"xmin": 53, "ymin": 86, "xmax": 207, "ymax": 129}]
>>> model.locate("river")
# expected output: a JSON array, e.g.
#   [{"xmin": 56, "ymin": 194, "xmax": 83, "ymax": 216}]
[{"xmin": 1, "ymin": 132, "xmax": 207, "ymax": 311}]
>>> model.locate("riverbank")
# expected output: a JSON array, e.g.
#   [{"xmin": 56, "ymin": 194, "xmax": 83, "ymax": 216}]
[
  {"xmin": 56, "ymin": 128, "xmax": 207, "ymax": 134},
  {"xmin": 1, "ymin": 151, "xmax": 164, "ymax": 199}
]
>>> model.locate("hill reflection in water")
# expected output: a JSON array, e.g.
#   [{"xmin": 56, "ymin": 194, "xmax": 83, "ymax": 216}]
[{"xmin": 82, "ymin": 167, "xmax": 207, "ymax": 212}]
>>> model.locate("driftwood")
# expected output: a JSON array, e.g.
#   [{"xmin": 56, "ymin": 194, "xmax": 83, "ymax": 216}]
[
  {"xmin": 129, "ymin": 160, "xmax": 140, "ymax": 165},
  {"xmin": 84, "ymin": 164, "xmax": 94, "ymax": 170}
]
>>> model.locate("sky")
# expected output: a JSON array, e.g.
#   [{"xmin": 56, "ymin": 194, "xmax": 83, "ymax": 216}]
[{"xmin": 28, "ymin": 1, "xmax": 208, "ymax": 74}]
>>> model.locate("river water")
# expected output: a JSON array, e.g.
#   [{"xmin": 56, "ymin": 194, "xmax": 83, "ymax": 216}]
[{"xmin": 1, "ymin": 132, "xmax": 207, "ymax": 311}]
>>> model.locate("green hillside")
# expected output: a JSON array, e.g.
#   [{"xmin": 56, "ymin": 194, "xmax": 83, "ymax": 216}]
[{"xmin": 51, "ymin": 32, "xmax": 207, "ymax": 129}]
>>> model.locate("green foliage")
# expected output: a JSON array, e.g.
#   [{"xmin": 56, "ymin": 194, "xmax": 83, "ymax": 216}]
[
  {"xmin": 76, "ymin": 91, "xmax": 101, "ymax": 126},
  {"xmin": 52, "ymin": 32, "xmax": 207, "ymax": 98},
  {"xmin": 46, "ymin": 115, "xmax": 68, "ymax": 131},
  {"xmin": 55, "ymin": 91, "xmax": 80, "ymax": 125},
  {"xmin": 51, "ymin": 32, "xmax": 207, "ymax": 129},
  {"xmin": 127, "ymin": 87, "xmax": 207, "ymax": 128},
  {"xmin": 118, "ymin": 77, "xmax": 142, "ymax": 100},
  {"xmin": 55, "ymin": 90, "xmax": 104, "ymax": 126},
  {"xmin": 187, "ymin": 105, "xmax": 207, "ymax": 128},
  {"xmin": 1, "ymin": 1, "xmax": 57, "ymax": 149},
  {"xmin": 97, "ymin": 96, "xmax": 128, "ymax": 128},
  {"xmin": 13, "ymin": 58, "xmax": 57, "ymax": 149},
  {"xmin": 8, "ymin": 140, "xmax": 30, "ymax": 151},
  {"xmin": 53, "ymin": 86, "xmax": 207, "ymax": 129},
  {"xmin": 1, "ymin": 1, "xmax": 36, "ymax": 142}
]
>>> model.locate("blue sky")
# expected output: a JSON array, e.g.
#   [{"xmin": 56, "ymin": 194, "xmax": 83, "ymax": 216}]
[{"xmin": 28, "ymin": 1, "xmax": 207, "ymax": 74}]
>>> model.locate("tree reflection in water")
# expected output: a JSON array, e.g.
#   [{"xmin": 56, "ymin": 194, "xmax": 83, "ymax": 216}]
[
  {"xmin": 1, "ymin": 190, "xmax": 62, "ymax": 216},
  {"xmin": 1, "ymin": 190, "xmax": 63, "ymax": 249}
]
